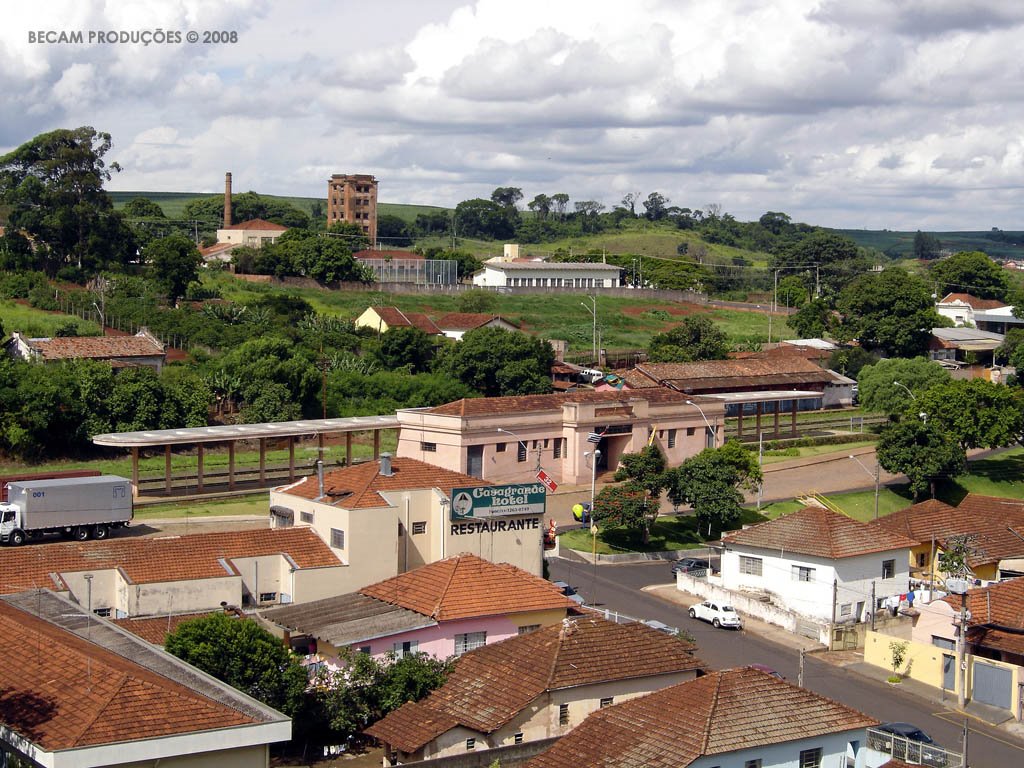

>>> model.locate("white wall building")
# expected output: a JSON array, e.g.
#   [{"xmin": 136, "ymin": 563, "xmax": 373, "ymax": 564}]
[
  {"xmin": 472, "ymin": 244, "xmax": 621, "ymax": 289},
  {"xmin": 720, "ymin": 507, "xmax": 915, "ymax": 624}
]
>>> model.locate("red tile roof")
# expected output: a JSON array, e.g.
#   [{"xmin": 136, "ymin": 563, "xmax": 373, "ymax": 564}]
[
  {"xmin": 0, "ymin": 528, "xmax": 340, "ymax": 594},
  {"xmin": 366, "ymin": 306, "xmax": 441, "ymax": 334},
  {"xmin": 938, "ymin": 293, "xmax": 1007, "ymax": 310},
  {"xmin": 0, "ymin": 600, "xmax": 255, "ymax": 751},
  {"xmin": 366, "ymin": 616, "xmax": 703, "ymax": 752},
  {"xmin": 20, "ymin": 334, "xmax": 164, "ymax": 361},
  {"xmin": 433, "ymin": 313, "xmax": 518, "ymax": 331},
  {"xmin": 725, "ymin": 507, "xmax": 916, "ymax": 559},
  {"xmin": 112, "ymin": 612, "xmax": 222, "ymax": 645},
  {"xmin": 525, "ymin": 667, "xmax": 876, "ymax": 768},
  {"xmin": 631, "ymin": 357, "xmax": 834, "ymax": 391},
  {"xmin": 277, "ymin": 456, "xmax": 487, "ymax": 508},
  {"xmin": 359, "ymin": 554, "xmax": 574, "ymax": 620},
  {"xmin": 227, "ymin": 218, "xmax": 288, "ymax": 231},
  {"xmin": 942, "ymin": 576, "xmax": 1024, "ymax": 628},
  {"xmin": 427, "ymin": 388, "xmax": 702, "ymax": 417}
]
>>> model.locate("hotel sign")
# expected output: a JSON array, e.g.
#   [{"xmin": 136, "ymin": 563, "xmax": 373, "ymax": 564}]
[{"xmin": 450, "ymin": 483, "xmax": 546, "ymax": 521}]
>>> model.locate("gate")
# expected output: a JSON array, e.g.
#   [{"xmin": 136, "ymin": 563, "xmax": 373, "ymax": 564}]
[
  {"xmin": 973, "ymin": 661, "xmax": 1012, "ymax": 709},
  {"xmin": 942, "ymin": 654, "xmax": 955, "ymax": 691}
]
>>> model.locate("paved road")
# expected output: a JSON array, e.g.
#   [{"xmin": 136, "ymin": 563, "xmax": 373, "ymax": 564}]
[{"xmin": 549, "ymin": 558, "xmax": 1024, "ymax": 768}]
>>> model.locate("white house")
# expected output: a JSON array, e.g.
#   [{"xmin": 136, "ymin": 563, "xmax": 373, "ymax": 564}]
[
  {"xmin": 472, "ymin": 244, "xmax": 621, "ymax": 289},
  {"xmin": 720, "ymin": 506, "xmax": 915, "ymax": 624},
  {"xmin": 525, "ymin": 666, "xmax": 883, "ymax": 768},
  {"xmin": 215, "ymin": 218, "xmax": 288, "ymax": 247}
]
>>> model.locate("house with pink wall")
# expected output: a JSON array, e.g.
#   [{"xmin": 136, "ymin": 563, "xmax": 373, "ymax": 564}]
[{"xmin": 257, "ymin": 554, "xmax": 575, "ymax": 668}]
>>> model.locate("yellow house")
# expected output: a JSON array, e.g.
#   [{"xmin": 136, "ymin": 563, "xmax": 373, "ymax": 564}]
[{"xmin": 354, "ymin": 306, "xmax": 441, "ymax": 335}]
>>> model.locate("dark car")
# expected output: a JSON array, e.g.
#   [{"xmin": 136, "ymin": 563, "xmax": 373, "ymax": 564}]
[
  {"xmin": 872, "ymin": 723, "xmax": 947, "ymax": 767},
  {"xmin": 671, "ymin": 557, "xmax": 711, "ymax": 575}
]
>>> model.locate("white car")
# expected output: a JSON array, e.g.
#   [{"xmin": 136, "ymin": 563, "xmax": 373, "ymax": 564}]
[{"xmin": 688, "ymin": 601, "xmax": 743, "ymax": 629}]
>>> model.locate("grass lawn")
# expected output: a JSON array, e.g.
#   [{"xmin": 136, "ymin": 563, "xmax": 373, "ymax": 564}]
[
  {"xmin": 559, "ymin": 507, "xmax": 767, "ymax": 554},
  {"xmin": 759, "ymin": 440, "xmax": 878, "ymax": 465},
  {"xmin": 0, "ymin": 299, "xmax": 101, "ymax": 338},
  {"xmin": 134, "ymin": 495, "xmax": 268, "ymax": 520}
]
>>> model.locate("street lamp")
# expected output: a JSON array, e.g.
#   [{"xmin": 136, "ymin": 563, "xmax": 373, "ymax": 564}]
[
  {"xmin": 584, "ymin": 449, "xmax": 601, "ymax": 604},
  {"xmin": 497, "ymin": 427, "xmax": 541, "ymax": 470},
  {"xmin": 83, "ymin": 573, "xmax": 94, "ymax": 641},
  {"xmin": 848, "ymin": 454, "xmax": 880, "ymax": 520},
  {"xmin": 892, "ymin": 380, "xmax": 917, "ymax": 401},
  {"xmin": 580, "ymin": 295, "xmax": 597, "ymax": 365},
  {"xmin": 685, "ymin": 400, "xmax": 718, "ymax": 449}
]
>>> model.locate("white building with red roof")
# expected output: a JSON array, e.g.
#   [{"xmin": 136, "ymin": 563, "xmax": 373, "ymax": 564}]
[
  {"xmin": 215, "ymin": 218, "xmax": 288, "ymax": 247},
  {"xmin": 269, "ymin": 455, "xmax": 544, "ymax": 588},
  {"xmin": 719, "ymin": 507, "xmax": 915, "ymax": 625}
]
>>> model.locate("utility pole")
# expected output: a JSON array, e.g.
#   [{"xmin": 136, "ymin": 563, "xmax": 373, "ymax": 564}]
[
  {"xmin": 829, "ymin": 578, "xmax": 838, "ymax": 651},
  {"xmin": 870, "ymin": 581, "xmax": 876, "ymax": 631},
  {"xmin": 798, "ymin": 648, "xmax": 806, "ymax": 687}
]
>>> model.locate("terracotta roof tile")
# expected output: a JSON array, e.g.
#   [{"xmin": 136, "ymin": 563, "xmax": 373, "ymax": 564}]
[
  {"xmin": 22, "ymin": 335, "xmax": 164, "ymax": 361},
  {"xmin": 366, "ymin": 617, "xmax": 703, "ymax": 751},
  {"xmin": 277, "ymin": 456, "xmax": 487, "ymax": 508},
  {"xmin": 433, "ymin": 313, "xmax": 518, "ymax": 331},
  {"xmin": 426, "ymin": 388, "xmax": 701, "ymax": 417},
  {"xmin": 631, "ymin": 357, "xmax": 834, "ymax": 391},
  {"xmin": 725, "ymin": 507, "xmax": 916, "ymax": 559},
  {"xmin": 0, "ymin": 600, "xmax": 254, "ymax": 751},
  {"xmin": 526, "ymin": 667, "xmax": 876, "ymax": 768},
  {"xmin": 112, "ymin": 612, "xmax": 220, "ymax": 645},
  {"xmin": 369, "ymin": 307, "xmax": 441, "ymax": 335},
  {"xmin": 359, "ymin": 554, "xmax": 574, "ymax": 620},
  {"xmin": 942, "ymin": 576, "xmax": 1024, "ymax": 628},
  {"xmin": 228, "ymin": 218, "xmax": 288, "ymax": 231},
  {"xmin": 938, "ymin": 293, "xmax": 1006, "ymax": 310},
  {"xmin": 0, "ymin": 528, "xmax": 340, "ymax": 594}
]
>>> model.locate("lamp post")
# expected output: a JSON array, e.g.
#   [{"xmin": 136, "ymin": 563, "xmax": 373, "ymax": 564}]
[
  {"xmin": 581, "ymin": 295, "xmax": 597, "ymax": 365},
  {"xmin": 848, "ymin": 454, "xmax": 880, "ymax": 520},
  {"xmin": 497, "ymin": 427, "xmax": 541, "ymax": 470},
  {"xmin": 892, "ymin": 380, "xmax": 917, "ymax": 401},
  {"xmin": 584, "ymin": 449, "xmax": 601, "ymax": 605},
  {"xmin": 685, "ymin": 399, "xmax": 717, "ymax": 448},
  {"xmin": 83, "ymin": 573, "xmax": 94, "ymax": 642}
]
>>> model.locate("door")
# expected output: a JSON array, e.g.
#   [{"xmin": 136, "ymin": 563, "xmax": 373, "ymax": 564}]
[
  {"xmin": 942, "ymin": 654, "xmax": 955, "ymax": 691},
  {"xmin": 467, "ymin": 445, "xmax": 484, "ymax": 479},
  {"xmin": 974, "ymin": 661, "xmax": 1013, "ymax": 709}
]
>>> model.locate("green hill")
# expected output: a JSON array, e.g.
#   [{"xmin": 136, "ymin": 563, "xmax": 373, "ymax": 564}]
[{"xmin": 831, "ymin": 228, "xmax": 1024, "ymax": 260}]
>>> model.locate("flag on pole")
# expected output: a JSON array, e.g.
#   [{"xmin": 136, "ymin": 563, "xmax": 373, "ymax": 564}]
[{"xmin": 587, "ymin": 430, "xmax": 606, "ymax": 444}]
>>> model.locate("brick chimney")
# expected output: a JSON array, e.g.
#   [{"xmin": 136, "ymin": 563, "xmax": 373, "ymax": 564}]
[{"xmin": 224, "ymin": 172, "xmax": 232, "ymax": 228}]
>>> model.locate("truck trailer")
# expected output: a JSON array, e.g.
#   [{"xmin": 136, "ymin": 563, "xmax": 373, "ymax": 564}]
[{"xmin": 0, "ymin": 475, "xmax": 133, "ymax": 545}]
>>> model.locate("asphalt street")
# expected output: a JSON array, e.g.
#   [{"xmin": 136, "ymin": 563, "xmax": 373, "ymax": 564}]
[{"xmin": 549, "ymin": 557, "xmax": 1024, "ymax": 768}]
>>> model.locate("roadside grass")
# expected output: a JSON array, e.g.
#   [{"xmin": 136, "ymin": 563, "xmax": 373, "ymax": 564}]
[
  {"xmin": 759, "ymin": 440, "xmax": 879, "ymax": 465},
  {"xmin": 0, "ymin": 299, "xmax": 101, "ymax": 337},
  {"xmin": 134, "ymin": 495, "xmax": 268, "ymax": 520},
  {"xmin": 559, "ymin": 507, "xmax": 767, "ymax": 553}
]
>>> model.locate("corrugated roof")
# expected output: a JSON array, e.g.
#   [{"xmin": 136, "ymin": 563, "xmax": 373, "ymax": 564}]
[
  {"xmin": 366, "ymin": 616, "xmax": 703, "ymax": 752},
  {"xmin": 725, "ymin": 506, "xmax": 916, "ymax": 559},
  {"xmin": 277, "ymin": 456, "xmax": 487, "ymax": 508},
  {"xmin": 0, "ymin": 528, "xmax": 341, "ymax": 593},
  {"xmin": 525, "ymin": 667, "xmax": 876, "ymax": 768},
  {"xmin": 359, "ymin": 554, "xmax": 575, "ymax": 621}
]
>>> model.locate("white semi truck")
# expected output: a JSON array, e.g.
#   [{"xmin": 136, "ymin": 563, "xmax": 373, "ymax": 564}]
[{"xmin": 0, "ymin": 475, "xmax": 133, "ymax": 545}]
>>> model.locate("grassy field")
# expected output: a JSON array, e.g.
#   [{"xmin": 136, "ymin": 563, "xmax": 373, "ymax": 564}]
[
  {"xmin": 759, "ymin": 440, "xmax": 878, "ymax": 465},
  {"xmin": 0, "ymin": 299, "xmax": 101, "ymax": 337},
  {"xmin": 134, "ymin": 495, "xmax": 268, "ymax": 520},
  {"xmin": 833, "ymin": 228, "xmax": 1024, "ymax": 260}
]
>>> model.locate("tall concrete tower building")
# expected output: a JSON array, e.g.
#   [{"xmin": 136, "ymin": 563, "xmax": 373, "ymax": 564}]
[{"xmin": 327, "ymin": 174, "xmax": 378, "ymax": 244}]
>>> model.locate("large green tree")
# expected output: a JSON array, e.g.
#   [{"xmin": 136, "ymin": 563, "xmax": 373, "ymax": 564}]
[
  {"xmin": 123, "ymin": 196, "xmax": 166, "ymax": 218},
  {"xmin": 837, "ymin": 268, "xmax": 944, "ymax": 357},
  {"xmin": 182, "ymin": 191, "xmax": 311, "ymax": 228},
  {"xmin": 666, "ymin": 441, "xmax": 762, "ymax": 537},
  {"xmin": 146, "ymin": 234, "xmax": 202, "ymax": 303},
  {"xmin": 856, "ymin": 358, "xmax": 950, "ymax": 414},
  {"xmin": 788, "ymin": 298, "xmax": 832, "ymax": 339},
  {"xmin": 876, "ymin": 418, "xmax": 966, "ymax": 499},
  {"xmin": 453, "ymin": 199, "xmax": 518, "ymax": 240},
  {"xmin": 916, "ymin": 379, "xmax": 1024, "ymax": 451},
  {"xmin": 647, "ymin": 316, "xmax": 729, "ymax": 363},
  {"xmin": 375, "ymin": 327, "xmax": 435, "ymax": 374},
  {"xmin": 0, "ymin": 126, "xmax": 136, "ymax": 276},
  {"xmin": 912, "ymin": 231, "xmax": 942, "ymax": 260},
  {"xmin": 437, "ymin": 327, "xmax": 553, "ymax": 397},
  {"xmin": 929, "ymin": 251, "xmax": 1010, "ymax": 301},
  {"xmin": 772, "ymin": 231, "xmax": 870, "ymax": 298}
]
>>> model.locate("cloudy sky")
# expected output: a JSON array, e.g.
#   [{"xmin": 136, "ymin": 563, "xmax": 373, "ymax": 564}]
[{"xmin": 3, "ymin": 0, "xmax": 1024, "ymax": 230}]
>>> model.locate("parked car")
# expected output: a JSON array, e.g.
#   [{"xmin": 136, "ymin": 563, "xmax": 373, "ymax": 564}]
[
  {"xmin": 671, "ymin": 557, "xmax": 711, "ymax": 575},
  {"xmin": 688, "ymin": 601, "xmax": 743, "ymax": 629},
  {"xmin": 641, "ymin": 619, "xmax": 680, "ymax": 636},
  {"xmin": 872, "ymin": 723, "xmax": 948, "ymax": 767},
  {"xmin": 552, "ymin": 580, "xmax": 585, "ymax": 606}
]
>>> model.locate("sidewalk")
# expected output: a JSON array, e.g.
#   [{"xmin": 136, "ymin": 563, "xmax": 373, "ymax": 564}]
[{"xmin": 645, "ymin": 583, "xmax": 1024, "ymax": 740}]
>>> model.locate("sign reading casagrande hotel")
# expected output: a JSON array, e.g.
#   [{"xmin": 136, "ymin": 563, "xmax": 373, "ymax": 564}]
[{"xmin": 449, "ymin": 483, "xmax": 545, "ymax": 535}]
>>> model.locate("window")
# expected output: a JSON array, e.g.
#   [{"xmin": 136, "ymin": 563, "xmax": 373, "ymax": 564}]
[
  {"xmin": 393, "ymin": 640, "xmax": 418, "ymax": 658},
  {"xmin": 330, "ymin": 528, "xmax": 345, "ymax": 549},
  {"xmin": 496, "ymin": 442, "xmax": 507, "ymax": 452},
  {"xmin": 465, "ymin": 738, "xmax": 475, "ymax": 751},
  {"xmin": 514, "ymin": 733, "xmax": 524, "ymax": 745},
  {"xmin": 739, "ymin": 556, "xmax": 763, "ymax": 576},
  {"xmin": 668, "ymin": 429, "xmax": 677, "ymax": 448},
  {"xmin": 259, "ymin": 592, "xmax": 277, "ymax": 603},
  {"xmin": 517, "ymin": 443, "xmax": 527, "ymax": 462},
  {"xmin": 455, "ymin": 631, "xmax": 486, "ymax": 656},
  {"xmin": 420, "ymin": 441, "xmax": 437, "ymax": 452},
  {"xmin": 412, "ymin": 521, "xmax": 427, "ymax": 535},
  {"xmin": 554, "ymin": 438, "xmax": 562, "ymax": 459},
  {"xmin": 840, "ymin": 603, "xmax": 852, "ymax": 617},
  {"xmin": 882, "ymin": 559, "xmax": 895, "ymax": 579},
  {"xmin": 599, "ymin": 697, "xmax": 614, "ymax": 708},
  {"xmin": 544, "ymin": 438, "xmax": 550, "ymax": 448},
  {"xmin": 93, "ymin": 607, "xmax": 111, "ymax": 618},
  {"xmin": 792, "ymin": 565, "xmax": 815, "ymax": 582},
  {"xmin": 745, "ymin": 761, "xmax": 763, "ymax": 768},
  {"xmin": 686, "ymin": 427, "xmax": 695, "ymax": 436},
  {"xmin": 397, "ymin": 522, "xmax": 405, "ymax": 537},
  {"xmin": 558, "ymin": 703, "xmax": 569, "ymax": 725},
  {"xmin": 799, "ymin": 747, "xmax": 822, "ymax": 768},
  {"xmin": 518, "ymin": 624, "xmax": 541, "ymax": 635},
  {"xmin": 300, "ymin": 511, "xmax": 314, "ymax": 524},
  {"xmin": 357, "ymin": 645, "xmax": 371, "ymax": 654},
  {"xmin": 916, "ymin": 552, "xmax": 929, "ymax": 568}
]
